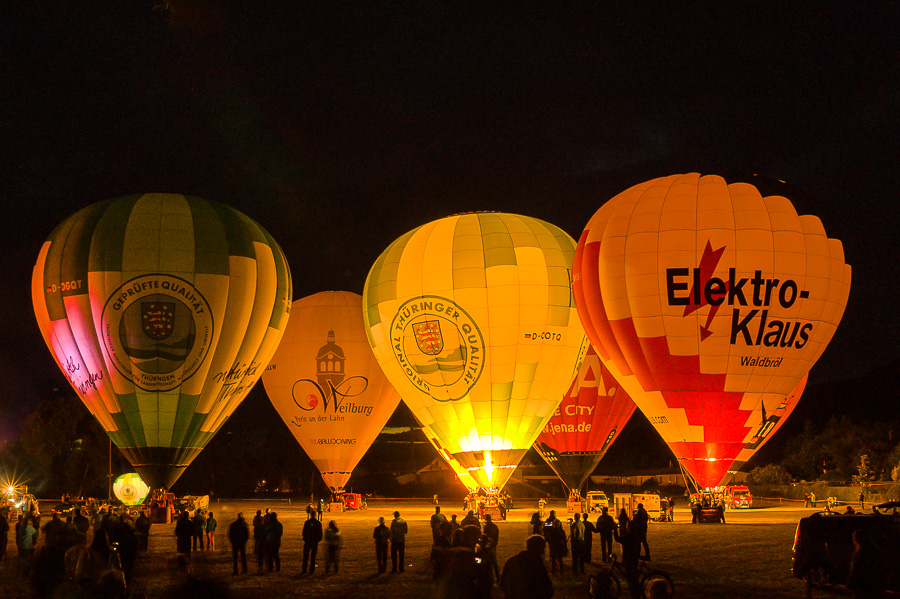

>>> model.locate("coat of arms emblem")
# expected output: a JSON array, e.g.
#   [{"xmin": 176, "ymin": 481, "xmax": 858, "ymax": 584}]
[
  {"xmin": 412, "ymin": 320, "xmax": 443, "ymax": 355},
  {"xmin": 142, "ymin": 302, "xmax": 175, "ymax": 340}
]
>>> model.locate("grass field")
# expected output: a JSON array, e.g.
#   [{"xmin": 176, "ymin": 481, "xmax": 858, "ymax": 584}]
[{"xmin": 0, "ymin": 498, "xmax": 815, "ymax": 598}]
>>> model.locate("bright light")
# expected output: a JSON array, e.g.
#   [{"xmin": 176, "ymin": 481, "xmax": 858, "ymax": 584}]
[{"xmin": 483, "ymin": 451, "xmax": 494, "ymax": 485}]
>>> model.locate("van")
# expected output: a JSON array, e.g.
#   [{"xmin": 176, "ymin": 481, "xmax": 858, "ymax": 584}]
[
  {"xmin": 792, "ymin": 510, "xmax": 900, "ymax": 594},
  {"xmin": 724, "ymin": 485, "xmax": 753, "ymax": 509}
]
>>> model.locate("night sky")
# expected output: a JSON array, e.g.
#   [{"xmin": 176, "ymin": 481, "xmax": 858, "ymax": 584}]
[{"xmin": 1, "ymin": 2, "xmax": 898, "ymax": 441}]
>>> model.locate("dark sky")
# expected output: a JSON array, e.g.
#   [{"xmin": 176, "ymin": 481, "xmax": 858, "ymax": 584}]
[{"xmin": 1, "ymin": 2, "xmax": 898, "ymax": 439}]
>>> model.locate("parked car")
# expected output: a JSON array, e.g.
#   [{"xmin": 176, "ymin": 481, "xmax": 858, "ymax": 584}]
[
  {"xmin": 792, "ymin": 508, "xmax": 900, "ymax": 595},
  {"xmin": 724, "ymin": 485, "xmax": 753, "ymax": 509}
]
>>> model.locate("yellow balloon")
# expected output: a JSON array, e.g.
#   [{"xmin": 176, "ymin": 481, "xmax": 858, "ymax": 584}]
[
  {"xmin": 262, "ymin": 292, "xmax": 400, "ymax": 493},
  {"xmin": 363, "ymin": 213, "xmax": 588, "ymax": 489}
]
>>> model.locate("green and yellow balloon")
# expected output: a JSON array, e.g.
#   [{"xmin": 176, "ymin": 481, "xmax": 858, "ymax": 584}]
[
  {"xmin": 32, "ymin": 194, "xmax": 292, "ymax": 490},
  {"xmin": 363, "ymin": 213, "xmax": 587, "ymax": 490}
]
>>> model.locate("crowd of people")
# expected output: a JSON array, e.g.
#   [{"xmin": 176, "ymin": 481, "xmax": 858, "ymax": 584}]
[{"xmin": 0, "ymin": 498, "xmax": 667, "ymax": 599}]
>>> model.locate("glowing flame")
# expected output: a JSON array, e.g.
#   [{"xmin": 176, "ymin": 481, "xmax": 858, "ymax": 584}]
[{"xmin": 484, "ymin": 451, "xmax": 494, "ymax": 485}]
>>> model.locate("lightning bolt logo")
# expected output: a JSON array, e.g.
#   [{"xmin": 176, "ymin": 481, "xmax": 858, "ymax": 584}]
[{"xmin": 683, "ymin": 240, "xmax": 727, "ymax": 341}]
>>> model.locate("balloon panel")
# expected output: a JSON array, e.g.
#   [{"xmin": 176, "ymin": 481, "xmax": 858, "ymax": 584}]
[
  {"xmin": 573, "ymin": 174, "xmax": 851, "ymax": 488},
  {"xmin": 33, "ymin": 194, "xmax": 292, "ymax": 489},
  {"xmin": 262, "ymin": 291, "xmax": 400, "ymax": 493},
  {"xmin": 364, "ymin": 213, "xmax": 588, "ymax": 489},
  {"xmin": 113, "ymin": 473, "xmax": 150, "ymax": 506},
  {"xmin": 535, "ymin": 345, "xmax": 637, "ymax": 491},
  {"xmin": 724, "ymin": 374, "xmax": 807, "ymax": 482}
]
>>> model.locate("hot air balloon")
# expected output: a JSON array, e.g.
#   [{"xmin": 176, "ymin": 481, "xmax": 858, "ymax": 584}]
[
  {"xmin": 724, "ymin": 373, "xmax": 807, "ymax": 482},
  {"xmin": 32, "ymin": 194, "xmax": 292, "ymax": 490},
  {"xmin": 113, "ymin": 473, "xmax": 151, "ymax": 506},
  {"xmin": 534, "ymin": 345, "xmax": 637, "ymax": 494},
  {"xmin": 573, "ymin": 174, "xmax": 851, "ymax": 489},
  {"xmin": 363, "ymin": 212, "xmax": 588, "ymax": 490},
  {"xmin": 420, "ymin": 427, "xmax": 480, "ymax": 492},
  {"xmin": 261, "ymin": 291, "xmax": 400, "ymax": 494}
]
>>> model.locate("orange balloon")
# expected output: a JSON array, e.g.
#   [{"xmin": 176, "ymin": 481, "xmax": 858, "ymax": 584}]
[
  {"xmin": 573, "ymin": 174, "xmax": 851, "ymax": 488},
  {"xmin": 262, "ymin": 291, "xmax": 400, "ymax": 493}
]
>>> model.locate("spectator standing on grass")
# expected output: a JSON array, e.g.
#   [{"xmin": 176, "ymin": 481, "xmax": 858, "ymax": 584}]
[
  {"xmin": 431, "ymin": 506, "xmax": 448, "ymax": 543},
  {"xmin": 500, "ymin": 534, "xmax": 554, "ymax": 599},
  {"xmin": 191, "ymin": 510, "xmax": 206, "ymax": 551},
  {"xmin": 19, "ymin": 517, "xmax": 38, "ymax": 575},
  {"xmin": 530, "ymin": 511, "xmax": 543, "ymax": 535},
  {"xmin": 205, "ymin": 511, "xmax": 217, "ymax": 551},
  {"xmin": 449, "ymin": 514, "xmax": 460, "ymax": 538},
  {"xmin": 614, "ymin": 520, "xmax": 642, "ymax": 599},
  {"xmin": 174, "ymin": 511, "xmax": 193, "ymax": 559},
  {"xmin": 482, "ymin": 513, "xmax": 501, "ymax": 579},
  {"xmin": 134, "ymin": 510, "xmax": 151, "ymax": 552},
  {"xmin": 301, "ymin": 510, "xmax": 322, "ymax": 575},
  {"xmin": 432, "ymin": 521, "xmax": 454, "ymax": 580},
  {"xmin": 570, "ymin": 512, "xmax": 586, "ymax": 574},
  {"xmin": 252, "ymin": 510, "xmax": 264, "ymax": 561},
  {"xmin": 461, "ymin": 510, "xmax": 480, "ymax": 529},
  {"xmin": 547, "ymin": 518, "xmax": 566, "ymax": 576},
  {"xmin": 617, "ymin": 508, "xmax": 629, "ymax": 535},
  {"xmin": 390, "ymin": 510, "xmax": 408, "ymax": 573},
  {"xmin": 324, "ymin": 520, "xmax": 341, "ymax": 574},
  {"xmin": 373, "ymin": 516, "xmax": 390, "ymax": 574},
  {"xmin": 582, "ymin": 512, "xmax": 596, "ymax": 564},
  {"xmin": 633, "ymin": 503, "xmax": 650, "ymax": 560},
  {"xmin": 228, "ymin": 512, "xmax": 249, "ymax": 575},
  {"xmin": 596, "ymin": 507, "xmax": 615, "ymax": 563},
  {"xmin": 266, "ymin": 512, "xmax": 283, "ymax": 572},
  {"xmin": 859, "ymin": 490, "xmax": 865, "ymax": 509}
]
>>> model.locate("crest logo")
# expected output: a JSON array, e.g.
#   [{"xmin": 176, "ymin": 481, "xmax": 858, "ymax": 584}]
[
  {"xmin": 102, "ymin": 275, "xmax": 214, "ymax": 391},
  {"xmin": 142, "ymin": 302, "xmax": 175, "ymax": 340},
  {"xmin": 390, "ymin": 295, "xmax": 485, "ymax": 402},
  {"xmin": 412, "ymin": 321, "xmax": 443, "ymax": 355}
]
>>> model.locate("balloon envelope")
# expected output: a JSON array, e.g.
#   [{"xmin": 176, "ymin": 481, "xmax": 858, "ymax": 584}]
[
  {"xmin": 534, "ymin": 345, "xmax": 637, "ymax": 493},
  {"xmin": 573, "ymin": 174, "xmax": 851, "ymax": 488},
  {"xmin": 363, "ymin": 213, "xmax": 588, "ymax": 490},
  {"xmin": 262, "ymin": 291, "xmax": 400, "ymax": 493},
  {"xmin": 32, "ymin": 194, "xmax": 292, "ymax": 489},
  {"xmin": 113, "ymin": 473, "xmax": 150, "ymax": 506}
]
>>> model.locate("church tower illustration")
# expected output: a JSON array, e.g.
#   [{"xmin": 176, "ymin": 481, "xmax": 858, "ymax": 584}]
[{"xmin": 316, "ymin": 329, "xmax": 346, "ymax": 392}]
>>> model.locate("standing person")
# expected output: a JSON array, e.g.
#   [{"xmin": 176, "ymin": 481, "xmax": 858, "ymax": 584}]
[
  {"xmin": 632, "ymin": 503, "xmax": 650, "ymax": 560},
  {"xmin": 134, "ymin": 510, "xmax": 151, "ymax": 552},
  {"xmin": 804, "ymin": 492, "xmax": 811, "ymax": 508},
  {"xmin": 582, "ymin": 512, "xmax": 596, "ymax": 564},
  {"xmin": 19, "ymin": 516, "xmax": 38, "ymax": 575},
  {"xmin": 265, "ymin": 512, "xmax": 283, "ymax": 572},
  {"xmin": 373, "ymin": 516, "xmax": 390, "ymax": 574},
  {"xmin": 530, "ymin": 511, "xmax": 543, "ymax": 535},
  {"xmin": 389, "ymin": 510, "xmax": 408, "ymax": 573},
  {"xmin": 251, "ymin": 510, "xmax": 265, "ymax": 568},
  {"xmin": 205, "ymin": 511, "xmax": 217, "ymax": 551},
  {"xmin": 324, "ymin": 520, "xmax": 341, "ymax": 574},
  {"xmin": 228, "ymin": 512, "xmax": 249, "ymax": 575},
  {"xmin": 570, "ymin": 512, "xmax": 586, "ymax": 574},
  {"xmin": 192, "ymin": 510, "xmax": 206, "ymax": 551},
  {"xmin": 461, "ymin": 510, "xmax": 480, "ymax": 529},
  {"xmin": 500, "ymin": 534, "xmax": 554, "ymax": 599},
  {"xmin": 0, "ymin": 509, "xmax": 9, "ymax": 563},
  {"xmin": 538, "ymin": 497, "xmax": 547, "ymax": 519},
  {"xmin": 301, "ymin": 511, "xmax": 322, "ymax": 575},
  {"xmin": 449, "ymin": 514, "xmax": 460, "ymax": 538},
  {"xmin": 430, "ymin": 506, "xmax": 448, "ymax": 544},
  {"xmin": 614, "ymin": 520, "xmax": 643, "ymax": 599},
  {"xmin": 174, "ymin": 511, "xmax": 193, "ymax": 559},
  {"xmin": 547, "ymin": 518, "xmax": 566, "ymax": 577},
  {"xmin": 482, "ymin": 513, "xmax": 501, "ymax": 580},
  {"xmin": 859, "ymin": 490, "xmax": 865, "ymax": 509},
  {"xmin": 617, "ymin": 508, "xmax": 629, "ymax": 535},
  {"xmin": 596, "ymin": 507, "xmax": 615, "ymax": 562}
]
